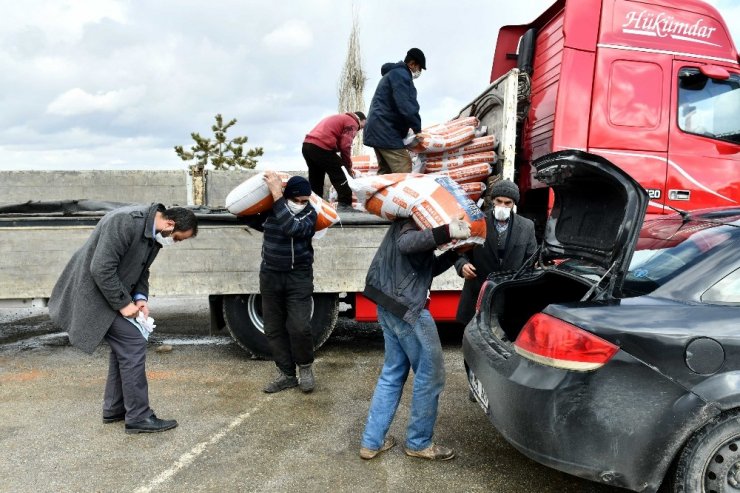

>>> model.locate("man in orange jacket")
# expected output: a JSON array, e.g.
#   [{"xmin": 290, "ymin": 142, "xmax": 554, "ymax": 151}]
[{"xmin": 302, "ymin": 111, "xmax": 366, "ymax": 212}]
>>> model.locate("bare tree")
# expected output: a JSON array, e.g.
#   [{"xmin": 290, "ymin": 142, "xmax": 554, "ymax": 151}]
[{"xmin": 337, "ymin": 9, "xmax": 366, "ymax": 157}]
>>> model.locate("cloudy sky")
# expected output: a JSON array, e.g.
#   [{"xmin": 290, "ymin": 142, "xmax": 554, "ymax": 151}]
[{"xmin": 1, "ymin": 0, "xmax": 738, "ymax": 171}]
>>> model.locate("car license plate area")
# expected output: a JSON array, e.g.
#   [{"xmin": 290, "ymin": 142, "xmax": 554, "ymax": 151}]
[{"xmin": 467, "ymin": 368, "xmax": 489, "ymax": 412}]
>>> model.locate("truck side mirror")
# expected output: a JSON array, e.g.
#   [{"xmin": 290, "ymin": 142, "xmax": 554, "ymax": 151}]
[{"xmin": 699, "ymin": 65, "xmax": 731, "ymax": 81}]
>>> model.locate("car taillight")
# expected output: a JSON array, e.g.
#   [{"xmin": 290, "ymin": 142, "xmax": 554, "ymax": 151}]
[
  {"xmin": 514, "ymin": 313, "xmax": 619, "ymax": 371},
  {"xmin": 475, "ymin": 281, "xmax": 492, "ymax": 314}
]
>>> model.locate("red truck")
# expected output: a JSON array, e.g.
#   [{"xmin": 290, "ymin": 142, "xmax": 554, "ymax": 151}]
[
  {"xmin": 353, "ymin": 0, "xmax": 740, "ymax": 325},
  {"xmin": 477, "ymin": 0, "xmax": 739, "ymax": 222}
]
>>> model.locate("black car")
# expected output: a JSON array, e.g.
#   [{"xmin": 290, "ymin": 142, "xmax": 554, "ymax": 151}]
[{"xmin": 463, "ymin": 150, "xmax": 740, "ymax": 492}]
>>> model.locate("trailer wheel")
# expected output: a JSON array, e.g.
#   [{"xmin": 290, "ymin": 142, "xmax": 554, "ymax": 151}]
[{"xmin": 222, "ymin": 293, "xmax": 339, "ymax": 359}]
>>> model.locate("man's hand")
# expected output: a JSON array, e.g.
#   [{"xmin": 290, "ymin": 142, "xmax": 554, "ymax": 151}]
[
  {"xmin": 135, "ymin": 300, "xmax": 149, "ymax": 318},
  {"xmin": 119, "ymin": 302, "xmax": 139, "ymax": 318},
  {"xmin": 448, "ymin": 218, "xmax": 471, "ymax": 240},
  {"xmin": 263, "ymin": 171, "xmax": 283, "ymax": 200},
  {"xmin": 461, "ymin": 263, "xmax": 477, "ymax": 280}
]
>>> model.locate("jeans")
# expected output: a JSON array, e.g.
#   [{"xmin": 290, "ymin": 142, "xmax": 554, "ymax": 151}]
[
  {"xmin": 361, "ymin": 306, "xmax": 445, "ymax": 451},
  {"xmin": 260, "ymin": 267, "xmax": 314, "ymax": 376}
]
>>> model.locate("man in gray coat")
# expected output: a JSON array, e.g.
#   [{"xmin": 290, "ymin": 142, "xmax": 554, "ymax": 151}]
[
  {"xmin": 49, "ymin": 203, "xmax": 197, "ymax": 434},
  {"xmin": 455, "ymin": 180, "xmax": 537, "ymax": 325}
]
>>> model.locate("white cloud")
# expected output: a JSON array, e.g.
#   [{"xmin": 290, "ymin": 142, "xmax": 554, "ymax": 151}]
[
  {"xmin": 0, "ymin": 1, "xmax": 737, "ymax": 171},
  {"xmin": 47, "ymin": 86, "xmax": 146, "ymax": 116},
  {"xmin": 261, "ymin": 19, "xmax": 314, "ymax": 54}
]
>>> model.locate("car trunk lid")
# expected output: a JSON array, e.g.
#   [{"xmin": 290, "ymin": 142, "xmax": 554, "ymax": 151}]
[{"xmin": 534, "ymin": 150, "xmax": 648, "ymax": 296}]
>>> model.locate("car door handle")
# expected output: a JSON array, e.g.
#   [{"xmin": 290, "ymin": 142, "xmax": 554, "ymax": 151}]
[{"xmin": 668, "ymin": 190, "xmax": 691, "ymax": 201}]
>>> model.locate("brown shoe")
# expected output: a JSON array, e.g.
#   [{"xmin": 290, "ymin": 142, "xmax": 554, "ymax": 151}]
[
  {"xmin": 359, "ymin": 435, "xmax": 397, "ymax": 460},
  {"xmin": 404, "ymin": 443, "xmax": 455, "ymax": 461}
]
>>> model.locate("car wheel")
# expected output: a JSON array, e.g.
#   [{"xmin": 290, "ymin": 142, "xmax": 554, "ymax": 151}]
[{"xmin": 671, "ymin": 410, "xmax": 740, "ymax": 492}]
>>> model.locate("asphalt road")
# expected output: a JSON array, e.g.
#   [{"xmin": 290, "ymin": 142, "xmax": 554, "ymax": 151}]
[{"xmin": 0, "ymin": 298, "xmax": 624, "ymax": 493}]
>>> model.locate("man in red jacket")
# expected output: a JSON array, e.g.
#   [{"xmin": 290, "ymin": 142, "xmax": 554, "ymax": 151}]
[{"xmin": 303, "ymin": 111, "xmax": 366, "ymax": 212}]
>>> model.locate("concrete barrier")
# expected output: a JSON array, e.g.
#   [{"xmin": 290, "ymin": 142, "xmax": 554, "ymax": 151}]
[{"xmin": 0, "ymin": 169, "xmax": 310, "ymax": 209}]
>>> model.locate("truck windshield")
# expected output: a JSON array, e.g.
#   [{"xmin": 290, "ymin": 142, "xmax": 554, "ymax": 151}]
[{"xmin": 677, "ymin": 69, "xmax": 740, "ymax": 144}]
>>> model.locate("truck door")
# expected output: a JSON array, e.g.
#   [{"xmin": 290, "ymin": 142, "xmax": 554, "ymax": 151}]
[{"xmin": 667, "ymin": 63, "xmax": 740, "ymax": 211}]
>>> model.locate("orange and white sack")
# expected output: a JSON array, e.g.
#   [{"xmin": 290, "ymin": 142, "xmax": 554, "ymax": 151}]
[
  {"xmin": 423, "ymin": 135, "xmax": 496, "ymax": 161},
  {"xmin": 423, "ymin": 116, "xmax": 480, "ymax": 135},
  {"xmin": 351, "ymin": 154, "xmax": 379, "ymax": 174},
  {"xmin": 308, "ymin": 194, "xmax": 339, "ymax": 231},
  {"xmin": 225, "ymin": 171, "xmax": 291, "ymax": 216},
  {"xmin": 410, "ymin": 126, "xmax": 477, "ymax": 153},
  {"xmin": 343, "ymin": 170, "xmax": 486, "ymax": 251},
  {"xmin": 225, "ymin": 172, "xmax": 338, "ymax": 231},
  {"xmin": 429, "ymin": 163, "xmax": 492, "ymax": 184},
  {"xmin": 460, "ymin": 182, "xmax": 487, "ymax": 202},
  {"xmin": 410, "ymin": 175, "xmax": 486, "ymax": 252},
  {"xmin": 423, "ymin": 151, "xmax": 497, "ymax": 173},
  {"xmin": 343, "ymin": 171, "xmax": 424, "ymax": 220}
]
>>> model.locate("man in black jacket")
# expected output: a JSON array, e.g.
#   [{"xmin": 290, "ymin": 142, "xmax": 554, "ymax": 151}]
[
  {"xmin": 257, "ymin": 171, "xmax": 318, "ymax": 394},
  {"xmin": 455, "ymin": 180, "xmax": 537, "ymax": 325},
  {"xmin": 359, "ymin": 216, "xmax": 470, "ymax": 461}
]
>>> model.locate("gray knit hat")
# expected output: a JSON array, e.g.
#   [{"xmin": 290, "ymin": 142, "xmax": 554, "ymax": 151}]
[{"xmin": 490, "ymin": 179, "xmax": 520, "ymax": 204}]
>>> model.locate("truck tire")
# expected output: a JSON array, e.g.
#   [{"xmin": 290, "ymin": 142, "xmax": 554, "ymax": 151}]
[
  {"xmin": 222, "ymin": 293, "xmax": 339, "ymax": 359},
  {"xmin": 670, "ymin": 409, "xmax": 740, "ymax": 492}
]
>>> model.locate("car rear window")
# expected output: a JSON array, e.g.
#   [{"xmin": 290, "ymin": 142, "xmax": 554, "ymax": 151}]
[{"xmin": 624, "ymin": 221, "xmax": 739, "ymax": 295}]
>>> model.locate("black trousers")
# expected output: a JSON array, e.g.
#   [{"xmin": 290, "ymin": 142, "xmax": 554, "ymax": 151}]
[
  {"xmin": 260, "ymin": 267, "xmax": 314, "ymax": 376},
  {"xmin": 103, "ymin": 315, "xmax": 153, "ymax": 424},
  {"xmin": 302, "ymin": 142, "xmax": 353, "ymax": 205}
]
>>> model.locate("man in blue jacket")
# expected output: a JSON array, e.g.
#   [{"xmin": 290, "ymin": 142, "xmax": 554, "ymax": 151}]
[
  {"xmin": 258, "ymin": 171, "xmax": 319, "ymax": 394},
  {"xmin": 364, "ymin": 48, "xmax": 426, "ymax": 175}
]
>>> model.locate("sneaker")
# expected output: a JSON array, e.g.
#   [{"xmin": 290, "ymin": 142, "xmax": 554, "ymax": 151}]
[
  {"xmin": 336, "ymin": 204, "xmax": 355, "ymax": 214},
  {"xmin": 263, "ymin": 371, "xmax": 298, "ymax": 393},
  {"xmin": 404, "ymin": 443, "xmax": 455, "ymax": 461},
  {"xmin": 298, "ymin": 364, "xmax": 315, "ymax": 393},
  {"xmin": 360, "ymin": 435, "xmax": 397, "ymax": 460}
]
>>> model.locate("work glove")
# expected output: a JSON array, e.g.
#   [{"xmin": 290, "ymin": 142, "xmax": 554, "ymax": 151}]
[{"xmin": 448, "ymin": 219, "xmax": 471, "ymax": 240}]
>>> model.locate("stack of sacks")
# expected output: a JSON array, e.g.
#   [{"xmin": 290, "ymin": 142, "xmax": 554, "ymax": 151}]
[
  {"xmin": 344, "ymin": 169, "xmax": 486, "ymax": 252},
  {"xmin": 328, "ymin": 154, "xmax": 379, "ymax": 211},
  {"xmin": 225, "ymin": 171, "xmax": 339, "ymax": 231},
  {"xmin": 408, "ymin": 116, "xmax": 480, "ymax": 153},
  {"xmin": 409, "ymin": 117, "xmax": 498, "ymax": 204}
]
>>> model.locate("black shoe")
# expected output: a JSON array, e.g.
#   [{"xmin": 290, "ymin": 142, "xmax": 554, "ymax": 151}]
[
  {"xmin": 102, "ymin": 411, "xmax": 126, "ymax": 424},
  {"xmin": 124, "ymin": 414, "xmax": 178, "ymax": 434},
  {"xmin": 298, "ymin": 364, "xmax": 315, "ymax": 393},
  {"xmin": 263, "ymin": 372, "xmax": 298, "ymax": 393}
]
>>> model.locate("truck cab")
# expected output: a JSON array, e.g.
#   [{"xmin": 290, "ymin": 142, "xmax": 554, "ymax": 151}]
[{"xmin": 486, "ymin": 0, "xmax": 740, "ymax": 219}]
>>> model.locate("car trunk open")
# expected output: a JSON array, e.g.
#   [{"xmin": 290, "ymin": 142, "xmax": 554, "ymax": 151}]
[
  {"xmin": 482, "ymin": 151, "xmax": 648, "ymax": 342},
  {"xmin": 488, "ymin": 270, "xmax": 593, "ymax": 342}
]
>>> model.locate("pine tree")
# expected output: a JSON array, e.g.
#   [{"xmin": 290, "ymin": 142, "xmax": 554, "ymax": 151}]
[{"xmin": 174, "ymin": 114, "xmax": 264, "ymax": 171}]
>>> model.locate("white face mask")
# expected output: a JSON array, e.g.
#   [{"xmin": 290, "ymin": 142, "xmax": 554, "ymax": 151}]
[
  {"xmin": 286, "ymin": 200, "xmax": 308, "ymax": 215},
  {"xmin": 494, "ymin": 206, "xmax": 512, "ymax": 221},
  {"xmin": 155, "ymin": 228, "xmax": 176, "ymax": 246},
  {"xmin": 411, "ymin": 70, "xmax": 421, "ymax": 80}
]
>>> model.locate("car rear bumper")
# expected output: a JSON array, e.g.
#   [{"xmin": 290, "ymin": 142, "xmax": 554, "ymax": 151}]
[{"xmin": 462, "ymin": 317, "xmax": 716, "ymax": 492}]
